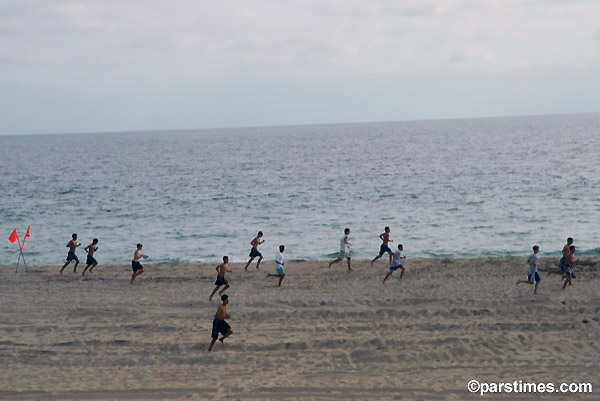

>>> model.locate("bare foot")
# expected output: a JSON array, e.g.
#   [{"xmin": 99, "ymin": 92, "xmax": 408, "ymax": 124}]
[{"xmin": 219, "ymin": 338, "xmax": 226, "ymax": 346}]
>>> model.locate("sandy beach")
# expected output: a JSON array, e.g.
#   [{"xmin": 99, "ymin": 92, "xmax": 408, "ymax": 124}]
[{"xmin": 0, "ymin": 257, "xmax": 598, "ymax": 400}]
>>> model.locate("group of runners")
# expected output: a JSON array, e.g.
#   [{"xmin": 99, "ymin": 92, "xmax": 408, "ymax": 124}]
[
  {"xmin": 57, "ymin": 230, "xmax": 582, "ymax": 350},
  {"xmin": 516, "ymin": 237, "xmax": 580, "ymax": 294}
]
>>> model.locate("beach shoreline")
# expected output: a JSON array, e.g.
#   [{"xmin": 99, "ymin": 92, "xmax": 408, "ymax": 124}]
[{"xmin": 1, "ymin": 258, "xmax": 598, "ymax": 400}]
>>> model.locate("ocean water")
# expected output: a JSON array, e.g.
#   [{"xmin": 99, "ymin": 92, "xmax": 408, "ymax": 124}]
[{"xmin": 1, "ymin": 114, "xmax": 599, "ymax": 267}]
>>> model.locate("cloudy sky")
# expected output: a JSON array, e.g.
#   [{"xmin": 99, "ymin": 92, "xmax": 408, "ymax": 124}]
[{"xmin": 1, "ymin": 0, "xmax": 599, "ymax": 135}]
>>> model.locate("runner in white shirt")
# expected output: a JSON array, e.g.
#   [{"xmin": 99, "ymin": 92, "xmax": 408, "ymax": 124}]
[
  {"xmin": 515, "ymin": 245, "xmax": 541, "ymax": 294},
  {"xmin": 328, "ymin": 228, "xmax": 352, "ymax": 271},
  {"xmin": 267, "ymin": 245, "xmax": 286, "ymax": 287},
  {"xmin": 383, "ymin": 244, "xmax": 406, "ymax": 283}
]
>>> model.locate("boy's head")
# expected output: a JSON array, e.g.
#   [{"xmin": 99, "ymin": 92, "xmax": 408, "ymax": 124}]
[
  {"xmin": 533, "ymin": 245, "xmax": 539, "ymax": 253},
  {"xmin": 569, "ymin": 245, "xmax": 576, "ymax": 252},
  {"xmin": 385, "ymin": 226, "xmax": 390, "ymax": 232},
  {"xmin": 72, "ymin": 233, "xmax": 77, "ymax": 240},
  {"xmin": 398, "ymin": 244, "xmax": 403, "ymax": 250},
  {"xmin": 279, "ymin": 245, "xmax": 285, "ymax": 252},
  {"xmin": 137, "ymin": 243, "xmax": 143, "ymax": 250},
  {"xmin": 221, "ymin": 294, "xmax": 229, "ymax": 304},
  {"xmin": 257, "ymin": 231, "xmax": 263, "ymax": 237},
  {"xmin": 567, "ymin": 237, "xmax": 574, "ymax": 244},
  {"xmin": 223, "ymin": 256, "xmax": 229, "ymax": 262},
  {"xmin": 344, "ymin": 228, "xmax": 350, "ymax": 234},
  {"xmin": 92, "ymin": 238, "xmax": 98, "ymax": 244}
]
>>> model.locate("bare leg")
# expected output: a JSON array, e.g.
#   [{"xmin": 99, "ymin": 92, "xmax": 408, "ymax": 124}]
[
  {"xmin": 547, "ymin": 269, "xmax": 564, "ymax": 276},
  {"xmin": 219, "ymin": 329, "xmax": 233, "ymax": 346},
  {"xmin": 244, "ymin": 257, "xmax": 255, "ymax": 271},
  {"xmin": 208, "ymin": 338, "xmax": 218, "ymax": 351},
  {"xmin": 388, "ymin": 251, "xmax": 393, "ymax": 264},
  {"xmin": 515, "ymin": 280, "xmax": 532, "ymax": 286},
  {"xmin": 534, "ymin": 280, "xmax": 540, "ymax": 294},
  {"xmin": 88, "ymin": 263, "xmax": 98, "ymax": 273},
  {"xmin": 328, "ymin": 259, "xmax": 340, "ymax": 268},
  {"xmin": 73, "ymin": 260, "xmax": 79, "ymax": 273},
  {"xmin": 256, "ymin": 256, "xmax": 263, "ymax": 270},
  {"xmin": 218, "ymin": 284, "xmax": 230, "ymax": 296},
  {"xmin": 82, "ymin": 265, "xmax": 90, "ymax": 275},
  {"xmin": 278, "ymin": 274, "xmax": 285, "ymax": 286},
  {"xmin": 60, "ymin": 261, "xmax": 69, "ymax": 274},
  {"xmin": 383, "ymin": 271, "xmax": 393, "ymax": 284},
  {"xmin": 209, "ymin": 286, "xmax": 221, "ymax": 300},
  {"xmin": 347, "ymin": 258, "xmax": 352, "ymax": 271},
  {"xmin": 398, "ymin": 267, "xmax": 405, "ymax": 281},
  {"xmin": 130, "ymin": 269, "xmax": 144, "ymax": 284},
  {"xmin": 370, "ymin": 255, "xmax": 381, "ymax": 267}
]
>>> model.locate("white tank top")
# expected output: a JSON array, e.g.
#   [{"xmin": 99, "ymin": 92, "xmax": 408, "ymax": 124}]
[{"xmin": 340, "ymin": 235, "xmax": 349, "ymax": 252}]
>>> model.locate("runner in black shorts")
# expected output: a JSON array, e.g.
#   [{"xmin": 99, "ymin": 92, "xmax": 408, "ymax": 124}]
[
  {"xmin": 244, "ymin": 231, "xmax": 265, "ymax": 270},
  {"xmin": 371, "ymin": 227, "xmax": 393, "ymax": 267},
  {"xmin": 208, "ymin": 294, "xmax": 233, "ymax": 351}
]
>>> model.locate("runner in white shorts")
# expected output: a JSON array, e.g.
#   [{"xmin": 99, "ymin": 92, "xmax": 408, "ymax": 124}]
[{"xmin": 328, "ymin": 228, "xmax": 352, "ymax": 271}]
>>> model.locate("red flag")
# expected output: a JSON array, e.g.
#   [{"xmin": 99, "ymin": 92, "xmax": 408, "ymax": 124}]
[
  {"xmin": 8, "ymin": 229, "xmax": 18, "ymax": 243},
  {"xmin": 21, "ymin": 225, "xmax": 31, "ymax": 249}
]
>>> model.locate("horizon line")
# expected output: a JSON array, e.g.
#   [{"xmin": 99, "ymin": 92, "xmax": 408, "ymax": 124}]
[{"xmin": 1, "ymin": 110, "xmax": 599, "ymax": 138}]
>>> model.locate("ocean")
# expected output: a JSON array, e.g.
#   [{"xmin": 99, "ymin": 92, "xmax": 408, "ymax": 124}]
[{"xmin": 1, "ymin": 113, "xmax": 599, "ymax": 267}]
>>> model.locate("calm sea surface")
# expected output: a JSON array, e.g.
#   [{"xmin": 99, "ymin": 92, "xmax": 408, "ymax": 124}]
[{"xmin": 1, "ymin": 114, "xmax": 599, "ymax": 266}]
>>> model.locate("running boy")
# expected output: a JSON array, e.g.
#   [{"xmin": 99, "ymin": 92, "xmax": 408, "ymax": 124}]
[
  {"xmin": 210, "ymin": 256, "xmax": 232, "ymax": 300},
  {"xmin": 208, "ymin": 294, "xmax": 233, "ymax": 351},
  {"xmin": 383, "ymin": 244, "xmax": 406, "ymax": 283},
  {"xmin": 81, "ymin": 238, "xmax": 99, "ymax": 276},
  {"xmin": 371, "ymin": 226, "xmax": 393, "ymax": 267},
  {"xmin": 60, "ymin": 233, "xmax": 81, "ymax": 274},
  {"xmin": 266, "ymin": 245, "xmax": 286, "ymax": 286},
  {"xmin": 548, "ymin": 237, "xmax": 573, "ymax": 277},
  {"xmin": 244, "ymin": 231, "xmax": 265, "ymax": 271},
  {"xmin": 516, "ymin": 245, "xmax": 541, "ymax": 294},
  {"xmin": 328, "ymin": 228, "xmax": 352, "ymax": 271},
  {"xmin": 130, "ymin": 243, "xmax": 147, "ymax": 284}
]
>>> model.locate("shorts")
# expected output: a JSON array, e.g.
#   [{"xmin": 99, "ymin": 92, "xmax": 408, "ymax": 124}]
[
  {"xmin": 86, "ymin": 255, "xmax": 98, "ymax": 265},
  {"xmin": 215, "ymin": 275, "xmax": 228, "ymax": 286},
  {"xmin": 276, "ymin": 266, "xmax": 285, "ymax": 275},
  {"xmin": 66, "ymin": 251, "xmax": 79, "ymax": 263},
  {"xmin": 132, "ymin": 260, "xmax": 143, "ymax": 273},
  {"xmin": 335, "ymin": 251, "xmax": 350, "ymax": 261},
  {"xmin": 528, "ymin": 272, "xmax": 541, "ymax": 283},
  {"xmin": 558, "ymin": 257, "xmax": 567, "ymax": 272},
  {"xmin": 379, "ymin": 244, "xmax": 392, "ymax": 257},
  {"xmin": 211, "ymin": 318, "xmax": 231, "ymax": 339},
  {"xmin": 249, "ymin": 248, "xmax": 262, "ymax": 258},
  {"xmin": 389, "ymin": 264, "xmax": 404, "ymax": 271},
  {"xmin": 565, "ymin": 267, "xmax": 576, "ymax": 280}
]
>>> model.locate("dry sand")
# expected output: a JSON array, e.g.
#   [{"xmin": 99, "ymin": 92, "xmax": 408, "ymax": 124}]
[{"xmin": 0, "ymin": 257, "xmax": 598, "ymax": 400}]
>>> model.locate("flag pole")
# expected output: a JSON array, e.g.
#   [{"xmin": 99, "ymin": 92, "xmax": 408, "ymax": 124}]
[{"xmin": 15, "ymin": 236, "xmax": 22, "ymax": 274}]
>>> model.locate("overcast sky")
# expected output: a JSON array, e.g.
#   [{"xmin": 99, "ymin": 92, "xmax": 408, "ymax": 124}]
[{"xmin": 1, "ymin": 0, "xmax": 599, "ymax": 135}]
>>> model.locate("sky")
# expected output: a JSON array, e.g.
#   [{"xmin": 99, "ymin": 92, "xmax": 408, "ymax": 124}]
[{"xmin": 1, "ymin": 0, "xmax": 599, "ymax": 135}]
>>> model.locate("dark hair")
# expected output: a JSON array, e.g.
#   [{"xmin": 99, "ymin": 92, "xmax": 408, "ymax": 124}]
[
  {"xmin": 258, "ymin": 231, "xmax": 263, "ymax": 236},
  {"xmin": 398, "ymin": 244, "xmax": 403, "ymax": 249},
  {"xmin": 569, "ymin": 245, "xmax": 576, "ymax": 251},
  {"xmin": 344, "ymin": 228, "xmax": 350, "ymax": 234},
  {"xmin": 567, "ymin": 237, "xmax": 573, "ymax": 243},
  {"xmin": 137, "ymin": 243, "xmax": 142, "ymax": 248},
  {"xmin": 72, "ymin": 233, "xmax": 77, "ymax": 239},
  {"xmin": 279, "ymin": 245, "xmax": 285, "ymax": 252},
  {"xmin": 533, "ymin": 245, "xmax": 539, "ymax": 251},
  {"xmin": 93, "ymin": 238, "xmax": 98, "ymax": 243},
  {"xmin": 221, "ymin": 294, "xmax": 228, "ymax": 302},
  {"xmin": 385, "ymin": 226, "xmax": 390, "ymax": 231},
  {"xmin": 223, "ymin": 256, "xmax": 229, "ymax": 262}
]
